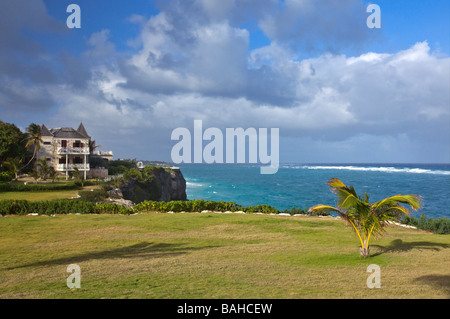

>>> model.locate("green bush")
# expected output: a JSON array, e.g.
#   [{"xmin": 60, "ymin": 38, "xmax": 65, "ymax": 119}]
[
  {"xmin": 77, "ymin": 189, "xmax": 109, "ymax": 202},
  {"xmin": 0, "ymin": 200, "xmax": 97, "ymax": 215},
  {"xmin": 0, "ymin": 181, "xmax": 80, "ymax": 192},
  {"xmin": 280, "ymin": 206, "xmax": 310, "ymax": 215},
  {"xmin": 243, "ymin": 204, "xmax": 280, "ymax": 214},
  {"xmin": 0, "ymin": 171, "xmax": 14, "ymax": 182},
  {"xmin": 0, "ymin": 199, "xmax": 131, "ymax": 216},
  {"xmin": 95, "ymin": 203, "xmax": 132, "ymax": 215},
  {"xmin": 134, "ymin": 199, "xmax": 249, "ymax": 214},
  {"xmin": 401, "ymin": 214, "xmax": 449, "ymax": 234},
  {"xmin": 108, "ymin": 159, "xmax": 137, "ymax": 175},
  {"xmin": 123, "ymin": 168, "xmax": 143, "ymax": 182}
]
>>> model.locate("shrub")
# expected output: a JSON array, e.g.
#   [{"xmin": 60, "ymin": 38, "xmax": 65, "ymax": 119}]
[
  {"xmin": 0, "ymin": 181, "xmax": 80, "ymax": 192},
  {"xmin": 0, "ymin": 199, "xmax": 97, "ymax": 215},
  {"xmin": 280, "ymin": 206, "xmax": 308, "ymax": 215},
  {"xmin": 95, "ymin": 203, "xmax": 132, "ymax": 215},
  {"xmin": 123, "ymin": 168, "xmax": 143, "ymax": 182},
  {"xmin": 134, "ymin": 199, "xmax": 249, "ymax": 214},
  {"xmin": 77, "ymin": 189, "xmax": 109, "ymax": 202},
  {"xmin": 243, "ymin": 204, "xmax": 280, "ymax": 214},
  {"xmin": 0, "ymin": 171, "xmax": 14, "ymax": 182},
  {"xmin": 0, "ymin": 199, "xmax": 132, "ymax": 216},
  {"xmin": 401, "ymin": 214, "xmax": 449, "ymax": 234}
]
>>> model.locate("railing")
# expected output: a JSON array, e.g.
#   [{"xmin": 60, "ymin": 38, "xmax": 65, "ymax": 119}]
[
  {"xmin": 57, "ymin": 147, "xmax": 89, "ymax": 155},
  {"xmin": 93, "ymin": 151, "xmax": 113, "ymax": 156},
  {"xmin": 57, "ymin": 164, "xmax": 90, "ymax": 171}
]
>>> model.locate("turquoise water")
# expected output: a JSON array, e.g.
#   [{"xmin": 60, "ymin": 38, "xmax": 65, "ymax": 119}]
[{"xmin": 179, "ymin": 163, "xmax": 450, "ymax": 219}]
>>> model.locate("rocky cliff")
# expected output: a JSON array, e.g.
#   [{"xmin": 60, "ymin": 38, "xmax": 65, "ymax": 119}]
[{"xmin": 120, "ymin": 166, "xmax": 186, "ymax": 203}]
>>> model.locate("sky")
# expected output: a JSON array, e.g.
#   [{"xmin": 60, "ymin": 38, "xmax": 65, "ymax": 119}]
[{"xmin": 0, "ymin": 0, "xmax": 449, "ymax": 163}]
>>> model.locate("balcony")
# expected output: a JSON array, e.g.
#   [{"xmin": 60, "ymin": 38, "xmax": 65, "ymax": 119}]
[
  {"xmin": 57, "ymin": 163, "xmax": 90, "ymax": 171},
  {"xmin": 57, "ymin": 147, "xmax": 89, "ymax": 155}
]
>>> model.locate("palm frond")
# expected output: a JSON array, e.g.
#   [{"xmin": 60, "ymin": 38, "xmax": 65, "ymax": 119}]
[
  {"xmin": 327, "ymin": 178, "xmax": 366, "ymax": 211},
  {"xmin": 373, "ymin": 194, "xmax": 422, "ymax": 212},
  {"xmin": 308, "ymin": 204, "xmax": 342, "ymax": 216}
]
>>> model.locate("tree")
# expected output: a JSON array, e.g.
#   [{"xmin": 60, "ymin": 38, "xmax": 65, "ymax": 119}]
[
  {"xmin": 4, "ymin": 157, "xmax": 23, "ymax": 180},
  {"xmin": 72, "ymin": 167, "xmax": 86, "ymax": 187},
  {"xmin": 48, "ymin": 167, "xmax": 57, "ymax": 183},
  {"xmin": 23, "ymin": 123, "xmax": 43, "ymax": 168},
  {"xmin": 308, "ymin": 178, "xmax": 422, "ymax": 258},
  {"xmin": 88, "ymin": 139, "xmax": 102, "ymax": 153},
  {"xmin": 36, "ymin": 158, "xmax": 52, "ymax": 181},
  {"xmin": 30, "ymin": 169, "xmax": 40, "ymax": 184},
  {"xmin": 0, "ymin": 121, "xmax": 27, "ymax": 165}
]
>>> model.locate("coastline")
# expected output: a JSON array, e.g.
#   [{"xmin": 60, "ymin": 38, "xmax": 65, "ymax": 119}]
[{"xmin": 180, "ymin": 163, "xmax": 450, "ymax": 219}]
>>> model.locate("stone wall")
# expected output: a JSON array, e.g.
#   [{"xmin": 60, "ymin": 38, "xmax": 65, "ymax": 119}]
[{"xmin": 87, "ymin": 167, "xmax": 108, "ymax": 179}]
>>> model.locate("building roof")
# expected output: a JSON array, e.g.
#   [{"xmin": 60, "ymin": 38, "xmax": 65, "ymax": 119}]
[
  {"xmin": 40, "ymin": 124, "xmax": 53, "ymax": 137},
  {"xmin": 49, "ymin": 127, "xmax": 89, "ymax": 139},
  {"xmin": 42, "ymin": 122, "xmax": 90, "ymax": 139},
  {"xmin": 76, "ymin": 122, "xmax": 90, "ymax": 138}
]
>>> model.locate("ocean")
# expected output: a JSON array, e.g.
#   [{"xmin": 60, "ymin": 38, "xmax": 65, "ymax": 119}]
[{"xmin": 179, "ymin": 163, "xmax": 450, "ymax": 219}]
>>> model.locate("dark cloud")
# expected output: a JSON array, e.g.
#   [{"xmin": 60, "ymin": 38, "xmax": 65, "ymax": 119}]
[
  {"xmin": 0, "ymin": 0, "xmax": 65, "ymax": 52},
  {"xmin": 259, "ymin": 0, "xmax": 377, "ymax": 53},
  {"xmin": 0, "ymin": 77, "xmax": 55, "ymax": 113},
  {"xmin": 0, "ymin": 0, "xmax": 64, "ymax": 113}
]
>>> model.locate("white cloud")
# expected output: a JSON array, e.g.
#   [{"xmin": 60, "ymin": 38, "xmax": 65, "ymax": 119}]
[{"xmin": 1, "ymin": 1, "xmax": 448, "ymax": 162}]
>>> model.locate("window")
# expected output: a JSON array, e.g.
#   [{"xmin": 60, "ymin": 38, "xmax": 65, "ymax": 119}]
[
  {"xmin": 73, "ymin": 140, "xmax": 81, "ymax": 148},
  {"xmin": 59, "ymin": 158, "xmax": 65, "ymax": 164},
  {"xmin": 61, "ymin": 140, "xmax": 67, "ymax": 147},
  {"xmin": 74, "ymin": 157, "xmax": 83, "ymax": 164},
  {"xmin": 43, "ymin": 141, "xmax": 51, "ymax": 145}
]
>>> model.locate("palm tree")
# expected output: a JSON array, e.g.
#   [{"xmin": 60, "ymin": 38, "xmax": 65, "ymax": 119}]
[
  {"xmin": 48, "ymin": 167, "xmax": 57, "ymax": 183},
  {"xmin": 72, "ymin": 167, "xmax": 86, "ymax": 187},
  {"xmin": 4, "ymin": 157, "xmax": 23, "ymax": 180},
  {"xmin": 88, "ymin": 140, "xmax": 102, "ymax": 153},
  {"xmin": 23, "ymin": 123, "xmax": 43, "ymax": 168},
  {"xmin": 36, "ymin": 158, "xmax": 51, "ymax": 181},
  {"xmin": 309, "ymin": 178, "xmax": 422, "ymax": 258}
]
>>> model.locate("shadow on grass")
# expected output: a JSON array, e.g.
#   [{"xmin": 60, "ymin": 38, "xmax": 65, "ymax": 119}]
[
  {"xmin": 6, "ymin": 242, "xmax": 220, "ymax": 270},
  {"xmin": 416, "ymin": 275, "xmax": 450, "ymax": 298},
  {"xmin": 371, "ymin": 239, "xmax": 449, "ymax": 256}
]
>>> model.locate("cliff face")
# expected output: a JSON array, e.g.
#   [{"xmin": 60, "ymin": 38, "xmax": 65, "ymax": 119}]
[
  {"xmin": 120, "ymin": 167, "xmax": 186, "ymax": 203},
  {"xmin": 154, "ymin": 168, "xmax": 187, "ymax": 201}
]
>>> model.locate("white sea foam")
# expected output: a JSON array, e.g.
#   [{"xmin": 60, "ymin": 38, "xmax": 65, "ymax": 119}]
[
  {"xmin": 301, "ymin": 165, "xmax": 450, "ymax": 175},
  {"xmin": 186, "ymin": 181, "xmax": 204, "ymax": 187}
]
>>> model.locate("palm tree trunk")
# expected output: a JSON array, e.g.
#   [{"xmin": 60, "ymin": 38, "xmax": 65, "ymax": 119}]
[
  {"xmin": 22, "ymin": 146, "xmax": 37, "ymax": 169},
  {"xmin": 360, "ymin": 239, "xmax": 370, "ymax": 257}
]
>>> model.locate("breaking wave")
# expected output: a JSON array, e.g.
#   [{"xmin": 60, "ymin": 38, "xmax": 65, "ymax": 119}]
[{"xmin": 299, "ymin": 165, "xmax": 450, "ymax": 175}]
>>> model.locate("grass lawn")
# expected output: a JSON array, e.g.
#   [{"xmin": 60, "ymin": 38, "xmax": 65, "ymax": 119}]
[
  {"xmin": 0, "ymin": 212, "xmax": 448, "ymax": 299},
  {"xmin": 0, "ymin": 190, "xmax": 80, "ymax": 201},
  {"xmin": 0, "ymin": 184, "xmax": 99, "ymax": 201}
]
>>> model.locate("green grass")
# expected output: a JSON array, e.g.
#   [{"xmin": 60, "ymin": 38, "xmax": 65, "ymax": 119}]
[
  {"xmin": 0, "ymin": 213, "xmax": 449, "ymax": 299},
  {"xmin": 0, "ymin": 190, "xmax": 79, "ymax": 201},
  {"xmin": 0, "ymin": 184, "xmax": 99, "ymax": 201}
]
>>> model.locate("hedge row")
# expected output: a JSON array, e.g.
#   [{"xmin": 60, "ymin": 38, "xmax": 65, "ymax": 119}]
[
  {"xmin": 0, "ymin": 199, "xmax": 314, "ymax": 217},
  {"xmin": 401, "ymin": 213, "xmax": 449, "ymax": 234},
  {"xmin": 132, "ymin": 200, "xmax": 326, "ymax": 216},
  {"xmin": 4, "ymin": 199, "xmax": 446, "ymax": 234},
  {"xmin": 0, "ymin": 182, "xmax": 80, "ymax": 192},
  {"xmin": 0, "ymin": 200, "xmax": 132, "ymax": 216},
  {"xmin": 133, "ymin": 199, "xmax": 244, "ymax": 213}
]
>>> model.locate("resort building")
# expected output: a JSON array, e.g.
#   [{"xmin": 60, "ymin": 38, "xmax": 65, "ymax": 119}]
[{"xmin": 37, "ymin": 123, "xmax": 112, "ymax": 179}]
